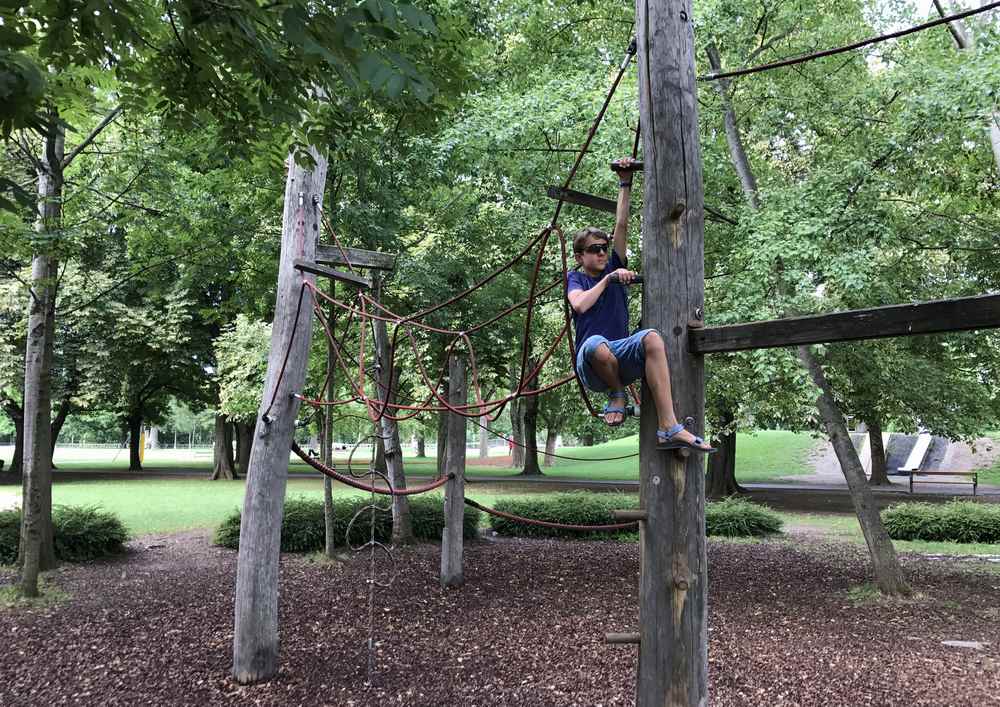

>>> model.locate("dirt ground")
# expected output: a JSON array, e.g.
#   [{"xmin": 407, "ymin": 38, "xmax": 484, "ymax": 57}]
[{"xmin": 2, "ymin": 531, "xmax": 999, "ymax": 707}]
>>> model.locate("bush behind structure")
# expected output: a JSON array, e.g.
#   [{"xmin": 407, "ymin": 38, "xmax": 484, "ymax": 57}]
[
  {"xmin": 0, "ymin": 506, "xmax": 129, "ymax": 564},
  {"xmin": 215, "ymin": 495, "xmax": 480, "ymax": 551},
  {"xmin": 882, "ymin": 501, "xmax": 1000, "ymax": 544},
  {"xmin": 487, "ymin": 492, "xmax": 782, "ymax": 539}
]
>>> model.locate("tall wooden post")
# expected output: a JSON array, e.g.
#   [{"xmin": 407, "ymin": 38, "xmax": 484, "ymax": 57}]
[
  {"xmin": 233, "ymin": 148, "xmax": 328, "ymax": 684},
  {"xmin": 322, "ymin": 281, "xmax": 337, "ymax": 558},
  {"xmin": 440, "ymin": 354, "xmax": 467, "ymax": 587},
  {"xmin": 635, "ymin": 0, "xmax": 708, "ymax": 705}
]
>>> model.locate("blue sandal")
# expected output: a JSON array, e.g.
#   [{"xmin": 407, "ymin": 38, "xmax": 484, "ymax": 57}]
[
  {"xmin": 602, "ymin": 391, "xmax": 628, "ymax": 427},
  {"xmin": 657, "ymin": 422, "xmax": 717, "ymax": 453}
]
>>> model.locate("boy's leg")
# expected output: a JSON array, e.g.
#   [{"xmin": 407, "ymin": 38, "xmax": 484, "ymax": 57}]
[
  {"xmin": 589, "ymin": 343, "xmax": 627, "ymax": 425},
  {"xmin": 642, "ymin": 331, "xmax": 709, "ymax": 449}
]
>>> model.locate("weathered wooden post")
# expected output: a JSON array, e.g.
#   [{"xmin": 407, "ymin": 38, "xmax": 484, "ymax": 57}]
[
  {"xmin": 440, "ymin": 353, "xmax": 467, "ymax": 587},
  {"xmin": 232, "ymin": 148, "xmax": 328, "ymax": 684},
  {"xmin": 635, "ymin": 0, "xmax": 709, "ymax": 704}
]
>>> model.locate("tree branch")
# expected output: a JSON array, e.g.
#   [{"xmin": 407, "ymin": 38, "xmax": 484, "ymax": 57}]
[{"xmin": 62, "ymin": 106, "xmax": 123, "ymax": 169}]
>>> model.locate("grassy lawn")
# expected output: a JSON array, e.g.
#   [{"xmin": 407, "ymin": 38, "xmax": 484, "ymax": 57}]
[
  {"xmin": 4, "ymin": 478, "xmax": 997, "ymax": 559},
  {"xmin": 23, "ymin": 429, "xmax": 819, "ymax": 483},
  {"xmin": 778, "ymin": 511, "xmax": 1000, "ymax": 557},
  {"xmin": 979, "ymin": 432, "xmax": 1000, "ymax": 486}
]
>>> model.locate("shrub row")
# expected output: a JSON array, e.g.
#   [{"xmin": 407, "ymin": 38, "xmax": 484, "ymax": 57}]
[
  {"xmin": 214, "ymin": 495, "xmax": 480, "ymax": 552},
  {"xmin": 486, "ymin": 492, "xmax": 782, "ymax": 539},
  {"xmin": 882, "ymin": 501, "xmax": 1000, "ymax": 544},
  {"xmin": 0, "ymin": 506, "xmax": 129, "ymax": 564}
]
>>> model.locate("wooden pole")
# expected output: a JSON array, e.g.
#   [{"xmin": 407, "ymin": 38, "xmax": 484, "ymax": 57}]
[
  {"xmin": 635, "ymin": 0, "xmax": 708, "ymax": 705},
  {"xmin": 232, "ymin": 148, "xmax": 328, "ymax": 684},
  {"xmin": 440, "ymin": 354, "xmax": 467, "ymax": 587},
  {"xmin": 322, "ymin": 280, "xmax": 336, "ymax": 558},
  {"xmin": 372, "ymin": 275, "xmax": 413, "ymax": 544}
]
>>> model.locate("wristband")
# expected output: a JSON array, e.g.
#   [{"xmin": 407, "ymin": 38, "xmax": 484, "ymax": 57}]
[{"xmin": 619, "ymin": 181, "xmax": 632, "ymax": 188}]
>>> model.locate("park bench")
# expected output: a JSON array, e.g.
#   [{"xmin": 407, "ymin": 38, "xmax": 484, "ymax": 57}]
[{"xmin": 908, "ymin": 470, "xmax": 978, "ymax": 496}]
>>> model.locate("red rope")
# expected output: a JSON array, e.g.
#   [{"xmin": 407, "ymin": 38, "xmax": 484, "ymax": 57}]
[{"xmin": 291, "ymin": 442, "xmax": 453, "ymax": 496}]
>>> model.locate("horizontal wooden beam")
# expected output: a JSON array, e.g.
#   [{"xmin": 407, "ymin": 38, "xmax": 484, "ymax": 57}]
[
  {"xmin": 293, "ymin": 259, "xmax": 372, "ymax": 289},
  {"xmin": 545, "ymin": 186, "xmax": 736, "ymax": 225},
  {"xmin": 315, "ymin": 244, "xmax": 396, "ymax": 271},
  {"xmin": 690, "ymin": 293, "xmax": 1000, "ymax": 354}
]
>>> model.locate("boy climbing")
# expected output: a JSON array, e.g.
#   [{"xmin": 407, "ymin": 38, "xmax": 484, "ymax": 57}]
[{"xmin": 565, "ymin": 157, "xmax": 715, "ymax": 453}]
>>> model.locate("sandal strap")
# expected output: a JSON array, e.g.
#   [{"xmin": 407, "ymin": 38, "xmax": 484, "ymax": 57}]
[{"xmin": 658, "ymin": 423, "xmax": 685, "ymax": 440}]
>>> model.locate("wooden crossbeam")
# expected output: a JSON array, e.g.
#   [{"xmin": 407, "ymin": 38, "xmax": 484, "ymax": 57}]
[
  {"xmin": 546, "ymin": 186, "xmax": 736, "ymax": 225},
  {"xmin": 293, "ymin": 259, "xmax": 372, "ymax": 289},
  {"xmin": 690, "ymin": 293, "xmax": 1000, "ymax": 354},
  {"xmin": 315, "ymin": 244, "xmax": 396, "ymax": 271}
]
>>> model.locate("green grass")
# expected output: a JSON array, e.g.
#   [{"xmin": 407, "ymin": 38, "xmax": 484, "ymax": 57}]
[
  {"xmin": 979, "ymin": 433, "xmax": 1000, "ymax": 486},
  {"xmin": 40, "ymin": 429, "xmax": 818, "ymax": 483},
  {"xmin": 778, "ymin": 511, "xmax": 1000, "ymax": 556}
]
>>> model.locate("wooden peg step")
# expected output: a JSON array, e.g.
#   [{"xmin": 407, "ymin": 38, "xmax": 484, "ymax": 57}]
[
  {"xmin": 605, "ymin": 632, "xmax": 640, "ymax": 644},
  {"xmin": 611, "ymin": 509, "xmax": 648, "ymax": 522}
]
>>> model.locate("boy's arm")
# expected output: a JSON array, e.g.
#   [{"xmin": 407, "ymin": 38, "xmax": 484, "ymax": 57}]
[{"xmin": 611, "ymin": 158, "xmax": 635, "ymax": 263}]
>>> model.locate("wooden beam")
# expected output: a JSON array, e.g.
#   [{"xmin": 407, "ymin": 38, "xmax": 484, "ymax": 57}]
[
  {"xmin": 546, "ymin": 186, "xmax": 735, "ymax": 225},
  {"xmin": 293, "ymin": 259, "xmax": 372, "ymax": 289},
  {"xmin": 636, "ymin": 0, "xmax": 709, "ymax": 703},
  {"xmin": 440, "ymin": 354, "xmax": 467, "ymax": 588},
  {"xmin": 690, "ymin": 293, "xmax": 1000, "ymax": 354},
  {"xmin": 315, "ymin": 244, "xmax": 396, "ymax": 271}
]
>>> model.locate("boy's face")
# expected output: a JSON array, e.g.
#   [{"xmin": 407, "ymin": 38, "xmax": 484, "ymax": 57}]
[{"xmin": 577, "ymin": 234, "xmax": 610, "ymax": 273}]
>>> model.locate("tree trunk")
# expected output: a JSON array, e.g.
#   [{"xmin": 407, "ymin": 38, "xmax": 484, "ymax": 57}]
[
  {"xmin": 416, "ymin": 432, "xmax": 425, "ymax": 458},
  {"xmin": 235, "ymin": 421, "xmax": 254, "ymax": 477},
  {"xmin": 373, "ymin": 433, "xmax": 387, "ymax": 473},
  {"xmin": 373, "ymin": 278, "xmax": 412, "ymax": 545},
  {"xmin": 127, "ymin": 415, "xmax": 143, "ymax": 471},
  {"xmin": 520, "ymin": 359, "xmax": 542, "ymax": 476},
  {"xmin": 233, "ymin": 146, "xmax": 328, "ymax": 684},
  {"xmin": 866, "ymin": 416, "xmax": 890, "ymax": 486},
  {"xmin": 707, "ymin": 45, "xmax": 760, "ymax": 209},
  {"xmin": 509, "ymin": 397, "xmax": 524, "ymax": 468},
  {"xmin": 478, "ymin": 416, "xmax": 489, "ymax": 459},
  {"xmin": 19, "ymin": 119, "xmax": 64, "ymax": 596},
  {"xmin": 798, "ymin": 346, "xmax": 911, "ymax": 596},
  {"xmin": 2, "ymin": 401, "xmax": 24, "ymax": 481},
  {"xmin": 706, "ymin": 409, "xmax": 743, "ymax": 498},
  {"xmin": 212, "ymin": 414, "xmax": 238, "ymax": 480},
  {"xmin": 436, "ymin": 402, "xmax": 448, "ymax": 477},
  {"xmin": 543, "ymin": 428, "xmax": 558, "ymax": 467},
  {"xmin": 49, "ymin": 397, "xmax": 71, "ymax": 459},
  {"xmin": 580, "ymin": 432, "xmax": 594, "ymax": 447},
  {"xmin": 322, "ymin": 285, "xmax": 337, "ymax": 558}
]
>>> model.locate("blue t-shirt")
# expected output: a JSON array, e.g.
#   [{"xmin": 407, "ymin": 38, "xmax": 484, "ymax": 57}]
[{"xmin": 566, "ymin": 250, "xmax": 629, "ymax": 352}]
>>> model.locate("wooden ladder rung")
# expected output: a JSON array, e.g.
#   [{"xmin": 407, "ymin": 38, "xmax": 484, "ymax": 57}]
[
  {"xmin": 293, "ymin": 259, "xmax": 372, "ymax": 289},
  {"xmin": 605, "ymin": 632, "xmax": 640, "ymax": 644}
]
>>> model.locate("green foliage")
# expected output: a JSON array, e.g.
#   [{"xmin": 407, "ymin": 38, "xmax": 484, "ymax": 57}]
[
  {"xmin": 487, "ymin": 492, "xmax": 783, "ymax": 539},
  {"xmin": 0, "ymin": 510, "xmax": 19, "ymax": 564},
  {"xmin": 705, "ymin": 497, "xmax": 783, "ymax": 537},
  {"xmin": 882, "ymin": 502, "xmax": 1000, "ymax": 544},
  {"xmin": 0, "ymin": 506, "xmax": 129, "ymax": 565},
  {"xmin": 214, "ymin": 315, "xmax": 271, "ymax": 422},
  {"xmin": 214, "ymin": 495, "xmax": 479, "ymax": 551},
  {"xmin": 487, "ymin": 492, "xmax": 638, "ymax": 540}
]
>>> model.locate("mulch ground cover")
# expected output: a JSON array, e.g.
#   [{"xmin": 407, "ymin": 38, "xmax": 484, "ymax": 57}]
[{"xmin": 1, "ymin": 532, "xmax": 999, "ymax": 706}]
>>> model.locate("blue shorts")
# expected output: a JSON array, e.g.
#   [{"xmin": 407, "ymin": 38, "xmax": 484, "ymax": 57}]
[{"xmin": 576, "ymin": 329, "xmax": 656, "ymax": 393}]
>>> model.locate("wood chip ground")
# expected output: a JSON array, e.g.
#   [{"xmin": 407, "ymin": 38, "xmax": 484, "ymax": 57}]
[{"xmin": 2, "ymin": 532, "xmax": 998, "ymax": 706}]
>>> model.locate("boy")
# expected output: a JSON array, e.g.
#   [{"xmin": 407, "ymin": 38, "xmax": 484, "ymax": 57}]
[{"xmin": 565, "ymin": 157, "xmax": 714, "ymax": 453}]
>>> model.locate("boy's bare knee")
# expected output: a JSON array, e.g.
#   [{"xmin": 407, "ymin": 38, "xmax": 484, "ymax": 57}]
[{"xmin": 642, "ymin": 330, "xmax": 665, "ymax": 354}]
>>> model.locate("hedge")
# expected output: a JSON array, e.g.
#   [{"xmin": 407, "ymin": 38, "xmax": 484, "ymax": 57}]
[
  {"xmin": 0, "ymin": 506, "xmax": 129, "ymax": 564},
  {"xmin": 214, "ymin": 495, "xmax": 480, "ymax": 551},
  {"xmin": 486, "ymin": 492, "xmax": 782, "ymax": 539},
  {"xmin": 882, "ymin": 501, "xmax": 1000, "ymax": 544}
]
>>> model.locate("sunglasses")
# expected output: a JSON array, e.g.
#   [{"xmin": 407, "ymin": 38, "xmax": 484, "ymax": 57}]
[{"xmin": 583, "ymin": 242, "xmax": 609, "ymax": 255}]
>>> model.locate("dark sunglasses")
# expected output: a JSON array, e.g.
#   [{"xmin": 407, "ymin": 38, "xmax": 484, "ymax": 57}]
[{"xmin": 583, "ymin": 242, "xmax": 609, "ymax": 255}]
